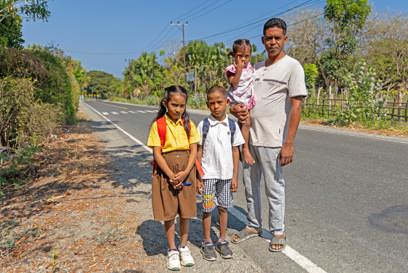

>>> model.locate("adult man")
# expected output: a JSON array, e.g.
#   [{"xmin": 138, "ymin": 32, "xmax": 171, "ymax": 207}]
[{"xmin": 231, "ymin": 18, "xmax": 307, "ymax": 252}]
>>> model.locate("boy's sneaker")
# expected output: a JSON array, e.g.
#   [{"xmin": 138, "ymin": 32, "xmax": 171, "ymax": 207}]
[
  {"xmin": 200, "ymin": 242, "xmax": 217, "ymax": 261},
  {"xmin": 215, "ymin": 241, "xmax": 233, "ymax": 259},
  {"xmin": 167, "ymin": 250, "xmax": 181, "ymax": 271},
  {"xmin": 179, "ymin": 245, "xmax": 195, "ymax": 267}
]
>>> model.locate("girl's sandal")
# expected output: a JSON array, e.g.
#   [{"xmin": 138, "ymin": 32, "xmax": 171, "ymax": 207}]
[
  {"xmin": 231, "ymin": 226, "xmax": 261, "ymax": 244},
  {"xmin": 269, "ymin": 233, "xmax": 286, "ymax": 252}
]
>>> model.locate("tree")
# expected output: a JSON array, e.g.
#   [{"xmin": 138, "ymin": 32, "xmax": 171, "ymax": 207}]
[
  {"xmin": 358, "ymin": 15, "xmax": 408, "ymax": 103},
  {"xmin": 0, "ymin": 0, "xmax": 50, "ymax": 22},
  {"xmin": 0, "ymin": 1, "xmax": 23, "ymax": 48},
  {"xmin": 123, "ymin": 52, "xmax": 164, "ymax": 97},
  {"xmin": 286, "ymin": 9, "xmax": 325, "ymax": 65},
  {"xmin": 87, "ymin": 70, "xmax": 121, "ymax": 99},
  {"xmin": 321, "ymin": 0, "xmax": 371, "ymax": 91}
]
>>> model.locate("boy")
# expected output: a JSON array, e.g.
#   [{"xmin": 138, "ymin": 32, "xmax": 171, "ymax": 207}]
[{"xmin": 197, "ymin": 86, "xmax": 244, "ymax": 261}]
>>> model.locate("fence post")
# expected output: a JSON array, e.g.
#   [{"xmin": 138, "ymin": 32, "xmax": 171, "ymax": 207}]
[
  {"xmin": 391, "ymin": 100, "xmax": 396, "ymax": 121},
  {"xmin": 405, "ymin": 102, "xmax": 408, "ymax": 122}
]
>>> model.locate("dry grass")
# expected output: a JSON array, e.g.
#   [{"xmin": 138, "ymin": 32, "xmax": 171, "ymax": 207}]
[{"xmin": 0, "ymin": 115, "xmax": 157, "ymax": 272}]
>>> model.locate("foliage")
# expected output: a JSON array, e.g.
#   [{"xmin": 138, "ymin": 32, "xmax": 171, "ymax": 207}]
[
  {"xmin": 0, "ymin": 77, "xmax": 60, "ymax": 148},
  {"xmin": 359, "ymin": 15, "xmax": 408, "ymax": 98},
  {"xmin": 123, "ymin": 52, "xmax": 164, "ymax": 97},
  {"xmin": 0, "ymin": 0, "xmax": 50, "ymax": 22},
  {"xmin": 304, "ymin": 63, "xmax": 319, "ymax": 92},
  {"xmin": 87, "ymin": 70, "xmax": 122, "ymax": 99},
  {"xmin": 332, "ymin": 61, "xmax": 383, "ymax": 125},
  {"xmin": 321, "ymin": 0, "xmax": 371, "ymax": 88},
  {"xmin": 28, "ymin": 46, "xmax": 76, "ymax": 123},
  {"xmin": 0, "ymin": 1, "xmax": 23, "ymax": 48}
]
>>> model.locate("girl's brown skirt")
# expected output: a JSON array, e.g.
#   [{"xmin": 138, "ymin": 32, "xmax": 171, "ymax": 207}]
[{"xmin": 152, "ymin": 150, "xmax": 196, "ymax": 221}]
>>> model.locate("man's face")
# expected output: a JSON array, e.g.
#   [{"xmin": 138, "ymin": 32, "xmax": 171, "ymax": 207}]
[{"xmin": 262, "ymin": 27, "xmax": 287, "ymax": 58}]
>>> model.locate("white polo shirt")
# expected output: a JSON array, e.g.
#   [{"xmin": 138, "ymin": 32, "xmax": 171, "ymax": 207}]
[{"xmin": 197, "ymin": 115, "xmax": 245, "ymax": 180}]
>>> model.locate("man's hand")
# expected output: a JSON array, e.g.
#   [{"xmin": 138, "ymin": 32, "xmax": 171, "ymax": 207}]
[
  {"xmin": 231, "ymin": 177, "xmax": 238, "ymax": 192},
  {"xmin": 279, "ymin": 142, "xmax": 294, "ymax": 166},
  {"xmin": 230, "ymin": 103, "xmax": 249, "ymax": 123}
]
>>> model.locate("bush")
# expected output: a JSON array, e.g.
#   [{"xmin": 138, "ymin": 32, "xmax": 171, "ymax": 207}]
[
  {"xmin": 0, "ymin": 77, "xmax": 61, "ymax": 148},
  {"xmin": 0, "ymin": 47, "xmax": 77, "ymax": 124}
]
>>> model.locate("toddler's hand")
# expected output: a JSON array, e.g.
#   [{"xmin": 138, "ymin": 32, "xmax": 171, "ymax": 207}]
[{"xmin": 196, "ymin": 179, "xmax": 203, "ymax": 194}]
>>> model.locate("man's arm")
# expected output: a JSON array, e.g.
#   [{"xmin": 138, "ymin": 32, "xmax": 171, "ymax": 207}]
[{"xmin": 279, "ymin": 96, "xmax": 304, "ymax": 166}]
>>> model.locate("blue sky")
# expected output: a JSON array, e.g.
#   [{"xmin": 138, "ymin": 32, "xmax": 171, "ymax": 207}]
[{"xmin": 23, "ymin": 0, "xmax": 408, "ymax": 78}]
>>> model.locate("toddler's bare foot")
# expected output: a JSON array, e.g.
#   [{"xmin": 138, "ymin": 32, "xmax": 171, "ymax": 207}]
[{"xmin": 243, "ymin": 148, "xmax": 255, "ymax": 165}]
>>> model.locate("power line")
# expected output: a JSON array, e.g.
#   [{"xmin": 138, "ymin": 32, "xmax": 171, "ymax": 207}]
[
  {"xmin": 217, "ymin": 1, "xmax": 324, "ymax": 45},
  {"xmin": 190, "ymin": 0, "xmax": 320, "ymax": 41}
]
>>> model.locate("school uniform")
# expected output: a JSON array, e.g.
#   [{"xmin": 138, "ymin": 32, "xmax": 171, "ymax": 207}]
[
  {"xmin": 197, "ymin": 115, "xmax": 245, "ymax": 212},
  {"xmin": 147, "ymin": 115, "xmax": 200, "ymax": 221}
]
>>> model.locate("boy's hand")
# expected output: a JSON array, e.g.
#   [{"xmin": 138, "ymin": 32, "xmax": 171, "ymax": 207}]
[
  {"xmin": 231, "ymin": 177, "xmax": 238, "ymax": 192},
  {"xmin": 196, "ymin": 179, "xmax": 203, "ymax": 194}
]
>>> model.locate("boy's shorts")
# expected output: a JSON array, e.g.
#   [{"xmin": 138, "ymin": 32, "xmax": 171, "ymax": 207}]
[{"xmin": 202, "ymin": 179, "xmax": 232, "ymax": 213}]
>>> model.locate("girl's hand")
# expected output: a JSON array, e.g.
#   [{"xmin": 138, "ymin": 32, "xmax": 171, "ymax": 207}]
[
  {"xmin": 174, "ymin": 170, "xmax": 188, "ymax": 185},
  {"xmin": 231, "ymin": 177, "xmax": 238, "ymax": 192}
]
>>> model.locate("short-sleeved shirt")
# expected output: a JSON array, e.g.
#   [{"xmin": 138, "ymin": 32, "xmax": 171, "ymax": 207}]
[
  {"xmin": 147, "ymin": 115, "xmax": 200, "ymax": 153},
  {"xmin": 197, "ymin": 115, "xmax": 245, "ymax": 180},
  {"xmin": 251, "ymin": 55, "xmax": 307, "ymax": 147}
]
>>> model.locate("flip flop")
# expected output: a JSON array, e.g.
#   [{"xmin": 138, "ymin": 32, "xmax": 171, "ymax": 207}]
[
  {"xmin": 269, "ymin": 233, "xmax": 286, "ymax": 252},
  {"xmin": 231, "ymin": 226, "xmax": 262, "ymax": 244}
]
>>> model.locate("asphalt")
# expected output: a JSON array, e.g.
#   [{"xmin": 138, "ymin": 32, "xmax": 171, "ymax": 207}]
[{"xmin": 83, "ymin": 99, "xmax": 408, "ymax": 273}]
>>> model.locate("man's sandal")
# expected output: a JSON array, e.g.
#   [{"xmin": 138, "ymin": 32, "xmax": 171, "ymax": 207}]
[
  {"xmin": 269, "ymin": 233, "xmax": 286, "ymax": 252},
  {"xmin": 231, "ymin": 226, "xmax": 262, "ymax": 244}
]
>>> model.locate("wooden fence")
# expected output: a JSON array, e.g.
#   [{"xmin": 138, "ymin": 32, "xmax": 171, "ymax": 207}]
[{"xmin": 303, "ymin": 99, "xmax": 408, "ymax": 122}]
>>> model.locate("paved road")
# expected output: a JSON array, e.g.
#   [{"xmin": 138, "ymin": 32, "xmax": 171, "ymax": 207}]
[{"xmin": 84, "ymin": 99, "xmax": 408, "ymax": 273}]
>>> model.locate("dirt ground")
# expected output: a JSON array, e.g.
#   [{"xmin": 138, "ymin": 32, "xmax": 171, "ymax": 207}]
[
  {"xmin": 0, "ymin": 119, "xmax": 159, "ymax": 272},
  {"xmin": 302, "ymin": 119, "xmax": 408, "ymax": 138}
]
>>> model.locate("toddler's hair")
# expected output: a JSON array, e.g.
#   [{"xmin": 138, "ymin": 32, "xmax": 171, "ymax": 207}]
[
  {"xmin": 207, "ymin": 85, "xmax": 227, "ymax": 99},
  {"xmin": 263, "ymin": 17, "xmax": 287, "ymax": 35},
  {"xmin": 155, "ymin": 85, "xmax": 191, "ymax": 136},
  {"xmin": 230, "ymin": 39, "xmax": 252, "ymax": 56}
]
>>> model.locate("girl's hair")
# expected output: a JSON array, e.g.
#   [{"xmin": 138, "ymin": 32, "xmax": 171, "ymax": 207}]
[
  {"xmin": 155, "ymin": 85, "xmax": 191, "ymax": 136},
  {"xmin": 230, "ymin": 39, "xmax": 252, "ymax": 56}
]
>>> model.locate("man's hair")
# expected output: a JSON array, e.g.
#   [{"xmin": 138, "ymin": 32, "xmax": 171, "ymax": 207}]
[
  {"xmin": 206, "ymin": 85, "xmax": 227, "ymax": 98},
  {"xmin": 263, "ymin": 18, "xmax": 287, "ymax": 35}
]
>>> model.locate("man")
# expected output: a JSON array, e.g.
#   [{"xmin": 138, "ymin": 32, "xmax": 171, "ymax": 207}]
[{"xmin": 230, "ymin": 18, "xmax": 307, "ymax": 252}]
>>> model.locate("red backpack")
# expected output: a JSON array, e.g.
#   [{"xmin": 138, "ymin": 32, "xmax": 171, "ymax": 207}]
[{"xmin": 153, "ymin": 116, "xmax": 204, "ymax": 177}]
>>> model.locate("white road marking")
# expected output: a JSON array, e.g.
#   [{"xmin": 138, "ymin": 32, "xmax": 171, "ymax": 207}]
[
  {"xmin": 283, "ymin": 246, "xmax": 328, "ymax": 273},
  {"xmin": 128, "ymin": 110, "xmax": 136, "ymax": 114},
  {"xmin": 102, "ymin": 112, "xmax": 109, "ymax": 116},
  {"xmin": 120, "ymin": 111, "xmax": 128, "ymax": 114},
  {"xmin": 111, "ymin": 111, "xmax": 119, "ymax": 115},
  {"xmin": 85, "ymin": 103, "xmax": 151, "ymax": 153},
  {"xmin": 85, "ymin": 102, "xmax": 328, "ymax": 273},
  {"xmin": 137, "ymin": 110, "xmax": 146, "ymax": 113}
]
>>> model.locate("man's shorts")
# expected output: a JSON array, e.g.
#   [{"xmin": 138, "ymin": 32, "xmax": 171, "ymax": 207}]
[{"xmin": 202, "ymin": 179, "xmax": 233, "ymax": 213}]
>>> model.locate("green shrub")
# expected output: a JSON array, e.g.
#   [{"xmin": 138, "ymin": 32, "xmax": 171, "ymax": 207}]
[{"xmin": 0, "ymin": 77, "xmax": 61, "ymax": 148}]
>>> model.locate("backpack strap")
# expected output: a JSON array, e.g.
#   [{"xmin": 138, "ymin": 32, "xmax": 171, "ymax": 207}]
[
  {"xmin": 228, "ymin": 117, "xmax": 236, "ymax": 145},
  {"xmin": 201, "ymin": 118, "xmax": 210, "ymax": 147},
  {"xmin": 156, "ymin": 116, "xmax": 167, "ymax": 148}
]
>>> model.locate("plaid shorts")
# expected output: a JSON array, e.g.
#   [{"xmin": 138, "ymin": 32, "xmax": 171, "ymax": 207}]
[{"xmin": 202, "ymin": 179, "xmax": 233, "ymax": 213}]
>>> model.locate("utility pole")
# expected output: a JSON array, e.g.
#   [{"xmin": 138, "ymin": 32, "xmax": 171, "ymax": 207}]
[{"xmin": 170, "ymin": 20, "xmax": 188, "ymax": 47}]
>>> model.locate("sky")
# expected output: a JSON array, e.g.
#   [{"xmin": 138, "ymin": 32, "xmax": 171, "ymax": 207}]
[{"xmin": 22, "ymin": 0, "xmax": 408, "ymax": 78}]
